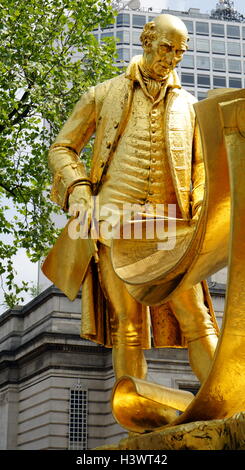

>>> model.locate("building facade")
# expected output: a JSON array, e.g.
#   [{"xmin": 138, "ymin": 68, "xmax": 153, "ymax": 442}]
[{"xmin": 0, "ymin": 284, "xmax": 225, "ymax": 450}]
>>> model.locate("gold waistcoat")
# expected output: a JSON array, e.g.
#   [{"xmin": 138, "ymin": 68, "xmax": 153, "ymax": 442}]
[{"xmin": 98, "ymin": 85, "xmax": 180, "ymax": 220}]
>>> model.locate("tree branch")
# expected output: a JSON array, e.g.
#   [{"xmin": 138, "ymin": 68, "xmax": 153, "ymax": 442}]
[
  {"xmin": 0, "ymin": 89, "xmax": 33, "ymax": 133},
  {"xmin": 0, "ymin": 182, "xmax": 18, "ymax": 198}
]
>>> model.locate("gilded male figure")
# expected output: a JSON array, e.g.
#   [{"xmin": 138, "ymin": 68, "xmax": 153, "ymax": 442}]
[{"xmin": 48, "ymin": 15, "xmax": 219, "ymax": 386}]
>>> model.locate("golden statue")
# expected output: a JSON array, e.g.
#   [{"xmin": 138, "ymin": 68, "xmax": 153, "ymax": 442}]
[{"xmin": 42, "ymin": 14, "xmax": 245, "ymax": 437}]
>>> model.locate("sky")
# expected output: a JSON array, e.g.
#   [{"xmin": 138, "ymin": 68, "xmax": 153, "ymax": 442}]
[
  {"xmin": 141, "ymin": 0, "xmax": 245, "ymax": 15},
  {"xmin": 1, "ymin": 0, "xmax": 245, "ymax": 312}
]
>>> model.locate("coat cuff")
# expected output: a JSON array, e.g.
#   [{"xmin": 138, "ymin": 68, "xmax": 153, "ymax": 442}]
[{"xmin": 50, "ymin": 160, "xmax": 90, "ymax": 210}]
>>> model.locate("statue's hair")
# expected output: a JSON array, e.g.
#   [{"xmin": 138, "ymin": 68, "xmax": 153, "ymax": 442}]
[
  {"xmin": 140, "ymin": 21, "xmax": 158, "ymax": 52},
  {"xmin": 140, "ymin": 17, "xmax": 189, "ymax": 52}
]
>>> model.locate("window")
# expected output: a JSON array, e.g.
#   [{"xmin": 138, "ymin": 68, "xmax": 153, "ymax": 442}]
[
  {"xmin": 227, "ymin": 42, "xmax": 241, "ymax": 56},
  {"xmin": 117, "ymin": 13, "xmax": 130, "ymax": 27},
  {"xmin": 116, "ymin": 30, "xmax": 130, "ymax": 44},
  {"xmin": 117, "ymin": 48, "xmax": 130, "ymax": 62},
  {"xmin": 196, "ymin": 22, "xmax": 209, "ymax": 36},
  {"xmin": 228, "ymin": 59, "xmax": 241, "ymax": 73},
  {"xmin": 229, "ymin": 77, "xmax": 242, "ymax": 88},
  {"xmin": 211, "ymin": 23, "xmax": 225, "ymax": 37},
  {"xmin": 181, "ymin": 73, "xmax": 195, "ymax": 86},
  {"xmin": 213, "ymin": 57, "xmax": 226, "ymax": 71},
  {"xmin": 198, "ymin": 91, "xmax": 207, "ymax": 101},
  {"xmin": 196, "ymin": 38, "xmax": 210, "ymax": 53},
  {"xmin": 212, "ymin": 40, "xmax": 225, "ymax": 55},
  {"xmin": 133, "ymin": 15, "xmax": 146, "ymax": 28},
  {"xmin": 183, "ymin": 20, "xmax": 193, "ymax": 34},
  {"xmin": 69, "ymin": 389, "xmax": 88, "ymax": 450},
  {"xmin": 197, "ymin": 56, "xmax": 210, "ymax": 70},
  {"xmin": 197, "ymin": 74, "xmax": 210, "ymax": 88},
  {"xmin": 132, "ymin": 30, "xmax": 141, "ymax": 45},
  {"xmin": 101, "ymin": 32, "xmax": 114, "ymax": 42},
  {"xmin": 227, "ymin": 25, "xmax": 240, "ymax": 39},
  {"xmin": 187, "ymin": 37, "xmax": 194, "ymax": 51},
  {"xmin": 181, "ymin": 54, "xmax": 194, "ymax": 68},
  {"xmin": 213, "ymin": 76, "xmax": 226, "ymax": 88}
]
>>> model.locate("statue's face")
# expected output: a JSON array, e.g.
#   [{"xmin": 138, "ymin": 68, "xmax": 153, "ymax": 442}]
[{"xmin": 144, "ymin": 30, "xmax": 188, "ymax": 80}]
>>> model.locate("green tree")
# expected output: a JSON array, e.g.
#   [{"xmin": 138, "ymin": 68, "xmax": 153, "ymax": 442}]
[{"xmin": 0, "ymin": 0, "xmax": 117, "ymax": 308}]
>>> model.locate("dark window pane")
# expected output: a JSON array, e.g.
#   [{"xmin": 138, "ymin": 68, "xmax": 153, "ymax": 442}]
[
  {"xmin": 182, "ymin": 73, "xmax": 195, "ymax": 85},
  {"xmin": 229, "ymin": 78, "xmax": 242, "ymax": 88},
  {"xmin": 213, "ymin": 76, "xmax": 226, "ymax": 87},
  {"xmin": 197, "ymin": 74, "xmax": 210, "ymax": 87}
]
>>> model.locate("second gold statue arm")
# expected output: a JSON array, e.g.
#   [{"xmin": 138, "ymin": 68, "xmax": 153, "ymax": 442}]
[{"xmin": 48, "ymin": 86, "xmax": 96, "ymax": 210}]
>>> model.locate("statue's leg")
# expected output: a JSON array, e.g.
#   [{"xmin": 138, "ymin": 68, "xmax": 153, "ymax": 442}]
[
  {"xmin": 98, "ymin": 244, "xmax": 148, "ymax": 381},
  {"xmin": 170, "ymin": 284, "xmax": 218, "ymax": 384}
]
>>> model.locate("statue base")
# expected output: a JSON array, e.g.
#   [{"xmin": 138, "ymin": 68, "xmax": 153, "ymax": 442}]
[{"xmin": 97, "ymin": 412, "xmax": 245, "ymax": 450}]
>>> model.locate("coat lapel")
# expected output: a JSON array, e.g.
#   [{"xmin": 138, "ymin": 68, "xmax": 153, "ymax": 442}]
[{"xmin": 164, "ymin": 89, "xmax": 196, "ymax": 219}]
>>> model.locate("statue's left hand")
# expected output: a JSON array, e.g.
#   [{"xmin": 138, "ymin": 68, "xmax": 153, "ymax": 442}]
[{"xmin": 68, "ymin": 184, "xmax": 93, "ymax": 230}]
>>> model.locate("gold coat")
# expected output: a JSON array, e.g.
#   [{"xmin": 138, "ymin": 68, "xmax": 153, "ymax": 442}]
[{"xmin": 48, "ymin": 56, "xmax": 214, "ymax": 348}]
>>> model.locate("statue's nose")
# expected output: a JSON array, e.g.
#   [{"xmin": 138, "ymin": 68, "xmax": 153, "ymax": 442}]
[{"xmin": 166, "ymin": 51, "xmax": 175, "ymax": 64}]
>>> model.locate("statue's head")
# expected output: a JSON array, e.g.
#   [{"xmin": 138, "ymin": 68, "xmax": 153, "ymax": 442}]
[{"xmin": 140, "ymin": 14, "xmax": 189, "ymax": 80}]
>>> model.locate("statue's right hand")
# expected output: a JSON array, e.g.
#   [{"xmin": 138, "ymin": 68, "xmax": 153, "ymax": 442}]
[{"xmin": 68, "ymin": 184, "xmax": 93, "ymax": 229}]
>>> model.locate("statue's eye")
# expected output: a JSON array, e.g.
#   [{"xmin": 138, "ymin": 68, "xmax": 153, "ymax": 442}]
[{"xmin": 159, "ymin": 45, "xmax": 171, "ymax": 53}]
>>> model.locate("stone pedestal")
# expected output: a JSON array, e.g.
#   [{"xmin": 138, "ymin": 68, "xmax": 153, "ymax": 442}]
[{"xmin": 98, "ymin": 412, "xmax": 245, "ymax": 450}]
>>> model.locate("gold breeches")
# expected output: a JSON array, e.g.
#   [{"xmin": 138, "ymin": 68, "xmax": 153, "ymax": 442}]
[
  {"xmin": 98, "ymin": 244, "xmax": 218, "ymax": 382},
  {"xmin": 99, "ymin": 244, "xmax": 216, "ymax": 344}
]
